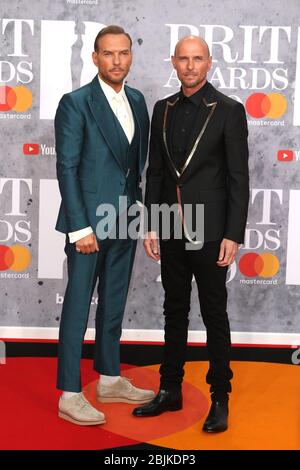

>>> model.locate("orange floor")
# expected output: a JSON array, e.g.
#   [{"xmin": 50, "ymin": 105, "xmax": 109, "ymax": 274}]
[{"xmin": 84, "ymin": 361, "xmax": 300, "ymax": 450}]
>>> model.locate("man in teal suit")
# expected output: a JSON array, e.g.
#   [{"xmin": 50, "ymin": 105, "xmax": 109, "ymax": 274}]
[{"xmin": 55, "ymin": 25, "xmax": 154, "ymax": 426}]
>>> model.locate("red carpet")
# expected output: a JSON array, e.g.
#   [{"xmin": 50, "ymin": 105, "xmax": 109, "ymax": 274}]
[
  {"xmin": 0, "ymin": 357, "xmax": 139, "ymax": 450},
  {"xmin": 1, "ymin": 356, "xmax": 300, "ymax": 450}
]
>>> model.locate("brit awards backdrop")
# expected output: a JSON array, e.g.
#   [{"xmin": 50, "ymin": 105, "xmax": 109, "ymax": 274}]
[{"xmin": 0, "ymin": 0, "xmax": 299, "ymax": 344}]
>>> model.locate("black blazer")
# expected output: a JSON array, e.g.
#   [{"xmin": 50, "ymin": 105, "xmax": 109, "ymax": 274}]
[{"xmin": 145, "ymin": 82, "xmax": 249, "ymax": 244}]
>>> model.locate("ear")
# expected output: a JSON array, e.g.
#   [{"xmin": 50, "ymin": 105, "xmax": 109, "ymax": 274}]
[
  {"xmin": 171, "ymin": 55, "xmax": 176, "ymax": 69},
  {"xmin": 207, "ymin": 56, "xmax": 212, "ymax": 72},
  {"xmin": 92, "ymin": 51, "xmax": 98, "ymax": 67}
]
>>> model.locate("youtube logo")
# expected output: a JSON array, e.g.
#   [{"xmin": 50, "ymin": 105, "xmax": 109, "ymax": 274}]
[
  {"xmin": 23, "ymin": 143, "xmax": 40, "ymax": 155},
  {"xmin": 277, "ymin": 150, "xmax": 293, "ymax": 161}
]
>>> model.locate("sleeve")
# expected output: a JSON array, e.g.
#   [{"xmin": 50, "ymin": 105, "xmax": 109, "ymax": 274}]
[
  {"xmin": 55, "ymin": 93, "xmax": 90, "ymax": 232},
  {"xmin": 223, "ymin": 101, "xmax": 250, "ymax": 243},
  {"xmin": 144, "ymin": 101, "xmax": 165, "ymax": 233},
  {"xmin": 68, "ymin": 226, "xmax": 93, "ymax": 243}
]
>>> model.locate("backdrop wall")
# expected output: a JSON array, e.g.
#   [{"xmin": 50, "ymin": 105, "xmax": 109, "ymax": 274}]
[{"xmin": 0, "ymin": 0, "xmax": 299, "ymax": 344}]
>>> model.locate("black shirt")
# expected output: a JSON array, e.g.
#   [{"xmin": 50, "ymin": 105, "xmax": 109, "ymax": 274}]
[{"xmin": 171, "ymin": 81, "xmax": 209, "ymax": 173}]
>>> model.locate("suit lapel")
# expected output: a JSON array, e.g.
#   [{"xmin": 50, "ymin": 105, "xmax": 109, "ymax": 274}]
[
  {"xmin": 163, "ymin": 84, "xmax": 217, "ymax": 179},
  {"xmin": 87, "ymin": 75, "xmax": 124, "ymax": 171},
  {"xmin": 163, "ymin": 94, "xmax": 180, "ymax": 178},
  {"xmin": 124, "ymin": 87, "xmax": 143, "ymax": 173}
]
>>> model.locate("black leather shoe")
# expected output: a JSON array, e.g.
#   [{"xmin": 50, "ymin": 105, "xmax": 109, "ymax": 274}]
[
  {"xmin": 132, "ymin": 389, "xmax": 182, "ymax": 417},
  {"xmin": 202, "ymin": 398, "xmax": 229, "ymax": 433}
]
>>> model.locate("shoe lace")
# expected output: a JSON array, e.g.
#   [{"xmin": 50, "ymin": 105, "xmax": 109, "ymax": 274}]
[
  {"xmin": 121, "ymin": 376, "xmax": 134, "ymax": 390},
  {"xmin": 78, "ymin": 395, "xmax": 96, "ymax": 413}
]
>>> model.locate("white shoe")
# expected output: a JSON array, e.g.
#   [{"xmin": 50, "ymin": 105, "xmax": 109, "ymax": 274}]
[
  {"xmin": 58, "ymin": 392, "xmax": 106, "ymax": 426},
  {"xmin": 97, "ymin": 377, "xmax": 155, "ymax": 404}
]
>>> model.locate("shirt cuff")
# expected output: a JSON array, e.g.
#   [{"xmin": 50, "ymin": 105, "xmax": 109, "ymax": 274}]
[{"xmin": 68, "ymin": 226, "xmax": 93, "ymax": 243}]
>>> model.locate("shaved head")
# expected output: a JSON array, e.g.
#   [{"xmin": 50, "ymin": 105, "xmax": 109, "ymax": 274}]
[
  {"xmin": 171, "ymin": 35, "xmax": 212, "ymax": 96},
  {"xmin": 174, "ymin": 36, "xmax": 210, "ymax": 57}
]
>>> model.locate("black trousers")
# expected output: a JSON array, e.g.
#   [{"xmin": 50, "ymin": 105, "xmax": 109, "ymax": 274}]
[{"xmin": 159, "ymin": 238, "xmax": 233, "ymax": 394}]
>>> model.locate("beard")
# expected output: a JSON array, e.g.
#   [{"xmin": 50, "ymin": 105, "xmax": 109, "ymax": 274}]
[
  {"xmin": 181, "ymin": 75, "xmax": 203, "ymax": 88},
  {"xmin": 100, "ymin": 69, "xmax": 128, "ymax": 85}
]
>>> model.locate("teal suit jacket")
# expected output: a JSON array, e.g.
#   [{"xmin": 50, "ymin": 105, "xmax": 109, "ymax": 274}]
[{"xmin": 54, "ymin": 75, "xmax": 149, "ymax": 235}]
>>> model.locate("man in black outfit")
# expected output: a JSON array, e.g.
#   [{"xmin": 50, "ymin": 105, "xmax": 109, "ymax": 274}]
[{"xmin": 133, "ymin": 36, "xmax": 249, "ymax": 432}]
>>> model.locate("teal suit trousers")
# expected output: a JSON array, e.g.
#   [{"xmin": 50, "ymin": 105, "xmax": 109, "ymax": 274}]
[{"xmin": 57, "ymin": 237, "xmax": 136, "ymax": 392}]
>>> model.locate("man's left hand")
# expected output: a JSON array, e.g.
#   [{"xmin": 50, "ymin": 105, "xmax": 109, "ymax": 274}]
[{"xmin": 217, "ymin": 238, "xmax": 238, "ymax": 267}]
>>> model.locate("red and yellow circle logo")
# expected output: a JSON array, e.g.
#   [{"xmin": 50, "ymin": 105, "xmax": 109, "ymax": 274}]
[
  {"xmin": 0, "ymin": 245, "xmax": 31, "ymax": 271},
  {"xmin": 0, "ymin": 85, "xmax": 32, "ymax": 112},
  {"xmin": 238, "ymin": 253, "xmax": 279, "ymax": 278},
  {"xmin": 245, "ymin": 93, "xmax": 287, "ymax": 119}
]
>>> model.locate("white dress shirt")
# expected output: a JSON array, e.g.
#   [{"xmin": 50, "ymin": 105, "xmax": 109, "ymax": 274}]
[{"xmin": 68, "ymin": 75, "xmax": 135, "ymax": 243}]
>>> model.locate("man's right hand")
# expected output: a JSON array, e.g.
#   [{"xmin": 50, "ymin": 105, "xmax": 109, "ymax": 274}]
[
  {"xmin": 143, "ymin": 231, "xmax": 160, "ymax": 261},
  {"xmin": 75, "ymin": 233, "xmax": 99, "ymax": 254}
]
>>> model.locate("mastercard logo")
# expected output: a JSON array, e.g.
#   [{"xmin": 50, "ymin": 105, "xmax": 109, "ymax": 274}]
[
  {"xmin": 238, "ymin": 252, "xmax": 279, "ymax": 278},
  {"xmin": 245, "ymin": 93, "xmax": 287, "ymax": 119},
  {"xmin": 0, "ymin": 85, "xmax": 32, "ymax": 112},
  {"xmin": 0, "ymin": 245, "xmax": 31, "ymax": 272}
]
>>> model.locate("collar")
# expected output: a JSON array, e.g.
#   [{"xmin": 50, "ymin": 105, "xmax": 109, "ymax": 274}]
[
  {"xmin": 97, "ymin": 74, "xmax": 126, "ymax": 103},
  {"xmin": 179, "ymin": 80, "xmax": 209, "ymax": 106}
]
